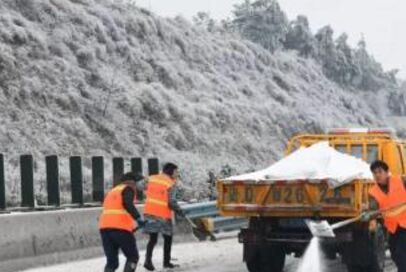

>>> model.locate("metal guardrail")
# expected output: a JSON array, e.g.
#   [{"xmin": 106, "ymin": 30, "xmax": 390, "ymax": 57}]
[
  {"xmin": 181, "ymin": 201, "xmax": 219, "ymax": 219},
  {"xmin": 202, "ymin": 217, "xmax": 249, "ymax": 232},
  {"xmin": 180, "ymin": 201, "xmax": 248, "ymax": 239}
]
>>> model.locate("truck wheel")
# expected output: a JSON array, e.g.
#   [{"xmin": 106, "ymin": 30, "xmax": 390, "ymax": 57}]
[
  {"xmin": 246, "ymin": 245, "xmax": 285, "ymax": 272},
  {"xmin": 345, "ymin": 224, "xmax": 386, "ymax": 272},
  {"xmin": 369, "ymin": 223, "xmax": 386, "ymax": 272}
]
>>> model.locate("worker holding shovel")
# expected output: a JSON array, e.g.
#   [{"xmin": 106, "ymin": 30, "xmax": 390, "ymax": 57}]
[
  {"xmin": 367, "ymin": 160, "xmax": 406, "ymax": 272},
  {"xmin": 143, "ymin": 163, "xmax": 185, "ymax": 271}
]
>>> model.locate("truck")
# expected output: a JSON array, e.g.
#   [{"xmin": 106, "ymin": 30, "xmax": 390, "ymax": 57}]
[{"xmin": 217, "ymin": 128, "xmax": 406, "ymax": 272}]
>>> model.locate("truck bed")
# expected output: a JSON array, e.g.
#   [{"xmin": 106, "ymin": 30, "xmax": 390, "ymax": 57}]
[{"xmin": 217, "ymin": 179, "xmax": 374, "ymax": 218}]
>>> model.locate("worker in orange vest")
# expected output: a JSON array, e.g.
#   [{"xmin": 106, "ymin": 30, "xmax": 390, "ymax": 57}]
[
  {"xmin": 368, "ymin": 160, "xmax": 406, "ymax": 272},
  {"xmin": 143, "ymin": 163, "xmax": 184, "ymax": 271},
  {"xmin": 99, "ymin": 172, "xmax": 146, "ymax": 272}
]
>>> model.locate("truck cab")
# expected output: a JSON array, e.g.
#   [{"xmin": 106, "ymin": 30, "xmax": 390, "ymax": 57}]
[{"xmin": 217, "ymin": 128, "xmax": 406, "ymax": 272}]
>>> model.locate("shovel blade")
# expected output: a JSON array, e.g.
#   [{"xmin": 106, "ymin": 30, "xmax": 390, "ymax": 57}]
[{"xmin": 305, "ymin": 219, "xmax": 336, "ymax": 238}]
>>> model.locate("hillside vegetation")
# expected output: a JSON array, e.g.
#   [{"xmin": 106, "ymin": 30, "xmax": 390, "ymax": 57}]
[{"xmin": 0, "ymin": 0, "xmax": 404, "ymax": 203}]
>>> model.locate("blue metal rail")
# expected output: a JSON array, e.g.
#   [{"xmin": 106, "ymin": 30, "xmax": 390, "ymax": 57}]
[
  {"xmin": 202, "ymin": 217, "xmax": 249, "ymax": 232},
  {"xmin": 181, "ymin": 201, "xmax": 219, "ymax": 219},
  {"xmin": 180, "ymin": 201, "xmax": 247, "ymax": 236}
]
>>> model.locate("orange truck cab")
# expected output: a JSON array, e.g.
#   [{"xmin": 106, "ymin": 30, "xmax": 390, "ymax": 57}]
[{"xmin": 217, "ymin": 128, "xmax": 406, "ymax": 272}]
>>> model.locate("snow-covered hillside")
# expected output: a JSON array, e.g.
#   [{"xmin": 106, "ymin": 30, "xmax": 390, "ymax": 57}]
[{"xmin": 0, "ymin": 0, "xmax": 401, "ymax": 203}]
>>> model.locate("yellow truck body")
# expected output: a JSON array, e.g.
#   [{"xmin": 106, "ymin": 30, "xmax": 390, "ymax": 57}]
[
  {"xmin": 216, "ymin": 129, "xmax": 406, "ymax": 272},
  {"xmin": 218, "ymin": 130, "xmax": 406, "ymax": 219},
  {"xmin": 217, "ymin": 179, "xmax": 370, "ymax": 218}
]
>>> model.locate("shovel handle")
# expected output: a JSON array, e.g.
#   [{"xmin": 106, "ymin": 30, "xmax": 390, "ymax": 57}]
[
  {"xmin": 185, "ymin": 216, "xmax": 198, "ymax": 228},
  {"xmin": 353, "ymin": 201, "xmax": 406, "ymax": 224},
  {"xmin": 380, "ymin": 201, "xmax": 406, "ymax": 217},
  {"xmin": 331, "ymin": 216, "xmax": 362, "ymax": 230},
  {"xmin": 309, "ymin": 202, "xmax": 406, "ymax": 236}
]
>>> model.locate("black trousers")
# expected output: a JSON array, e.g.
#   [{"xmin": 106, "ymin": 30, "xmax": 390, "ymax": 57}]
[
  {"xmin": 100, "ymin": 229, "xmax": 139, "ymax": 270},
  {"xmin": 145, "ymin": 233, "xmax": 173, "ymax": 265},
  {"xmin": 389, "ymin": 227, "xmax": 406, "ymax": 272}
]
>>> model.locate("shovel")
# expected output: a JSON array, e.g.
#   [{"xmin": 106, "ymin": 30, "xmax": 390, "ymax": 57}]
[
  {"xmin": 305, "ymin": 216, "xmax": 364, "ymax": 238},
  {"xmin": 183, "ymin": 216, "xmax": 217, "ymax": 241},
  {"xmin": 306, "ymin": 201, "xmax": 406, "ymax": 238}
]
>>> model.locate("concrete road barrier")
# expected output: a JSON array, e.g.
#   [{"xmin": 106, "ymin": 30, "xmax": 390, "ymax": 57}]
[{"xmin": 0, "ymin": 206, "xmax": 193, "ymax": 272}]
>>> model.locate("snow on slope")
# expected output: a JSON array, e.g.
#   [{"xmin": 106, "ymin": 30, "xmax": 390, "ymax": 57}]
[{"xmin": 0, "ymin": 0, "xmax": 385, "ymax": 203}]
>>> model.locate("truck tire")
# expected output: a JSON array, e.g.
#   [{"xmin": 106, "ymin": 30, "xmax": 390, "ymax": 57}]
[
  {"xmin": 344, "ymin": 224, "xmax": 386, "ymax": 272},
  {"xmin": 245, "ymin": 244, "xmax": 285, "ymax": 272}
]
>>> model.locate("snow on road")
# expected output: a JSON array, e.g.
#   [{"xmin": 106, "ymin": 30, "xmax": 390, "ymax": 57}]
[
  {"xmin": 22, "ymin": 236, "xmax": 244, "ymax": 272},
  {"xmin": 22, "ymin": 236, "xmax": 396, "ymax": 272}
]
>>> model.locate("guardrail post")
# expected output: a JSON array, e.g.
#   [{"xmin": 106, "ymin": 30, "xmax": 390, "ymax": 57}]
[
  {"xmin": 21, "ymin": 155, "xmax": 35, "ymax": 208},
  {"xmin": 46, "ymin": 155, "xmax": 60, "ymax": 206},
  {"xmin": 131, "ymin": 157, "xmax": 144, "ymax": 201},
  {"xmin": 148, "ymin": 158, "xmax": 159, "ymax": 175},
  {"xmin": 70, "ymin": 156, "xmax": 83, "ymax": 205},
  {"xmin": 113, "ymin": 157, "xmax": 124, "ymax": 186},
  {"xmin": 92, "ymin": 156, "xmax": 104, "ymax": 202},
  {"xmin": 0, "ymin": 154, "xmax": 5, "ymax": 210},
  {"xmin": 131, "ymin": 157, "xmax": 143, "ymax": 175}
]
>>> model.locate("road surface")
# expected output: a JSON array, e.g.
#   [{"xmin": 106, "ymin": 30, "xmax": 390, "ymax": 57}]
[{"xmin": 22, "ymin": 236, "xmax": 396, "ymax": 272}]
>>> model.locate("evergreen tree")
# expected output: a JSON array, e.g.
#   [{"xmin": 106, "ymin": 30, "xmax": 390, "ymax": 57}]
[
  {"xmin": 284, "ymin": 15, "xmax": 317, "ymax": 57},
  {"xmin": 335, "ymin": 33, "xmax": 359, "ymax": 85},
  {"xmin": 232, "ymin": 0, "xmax": 289, "ymax": 52},
  {"xmin": 315, "ymin": 25, "xmax": 339, "ymax": 80},
  {"xmin": 353, "ymin": 37, "xmax": 394, "ymax": 90},
  {"xmin": 231, "ymin": 0, "xmax": 398, "ymax": 90},
  {"xmin": 193, "ymin": 12, "xmax": 216, "ymax": 32}
]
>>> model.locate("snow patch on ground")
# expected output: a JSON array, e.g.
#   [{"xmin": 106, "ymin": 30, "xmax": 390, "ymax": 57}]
[
  {"xmin": 22, "ymin": 236, "xmax": 244, "ymax": 272},
  {"xmin": 21, "ymin": 236, "xmax": 397, "ymax": 272}
]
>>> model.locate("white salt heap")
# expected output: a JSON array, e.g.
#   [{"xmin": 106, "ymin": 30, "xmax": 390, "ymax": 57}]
[{"xmin": 226, "ymin": 142, "xmax": 373, "ymax": 188}]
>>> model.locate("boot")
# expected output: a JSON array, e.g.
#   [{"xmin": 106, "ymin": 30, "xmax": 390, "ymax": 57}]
[
  {"xmin": 144, "ymin": 259, "xmax": 155, "ymax": 271},
  {"xmin": 145, "ymin": 233, "xmax": 157, "ymax": 271},
  {"xmin": 124, "ymin": 261, "xmax": 137, "ymax": 272},
  {"xmin": 163, "ymin": 235, "xmax": 178, "ymax": 269},
  {"xmin": 163, "ymin": 262, "xmax": 180, "ymax": 269}
]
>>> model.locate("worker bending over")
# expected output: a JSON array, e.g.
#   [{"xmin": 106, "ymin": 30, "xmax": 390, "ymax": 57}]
[
  {"xmin": 143, "ymin": 163, "xmax": 184, "ymax": 271},
  {"xmin": 369, "ymin": 160, "xmax": 406, "ymax": 272},
  {"xmin": 99, "ymin": 172, "xmax": 146, "ymax": 272}
]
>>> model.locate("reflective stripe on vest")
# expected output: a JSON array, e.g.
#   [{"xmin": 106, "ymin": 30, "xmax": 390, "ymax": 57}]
[
  {"xmin": 369, "ymin": 176, "xmax": 406, "ymax": 234},
  {"xmin": 102, "ymin": 209, "xmax": 130, "ymax": 215},
  {"xmin": 144, "ymin": 174, "xmax": 174, "ymax": 220},
  {"xmin": 99, "ymin": 184, "xmax": 136, "ymax": 232}
]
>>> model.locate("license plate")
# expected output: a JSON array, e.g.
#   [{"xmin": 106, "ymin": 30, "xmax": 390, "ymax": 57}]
[
  {"xmin": 224, "ymin": 182, "xmax": 355, "ymax": 206},
  {"xmin": 268, "ymin": 185, "xmax": 308, "ymax": 204},
  {"xmin": 318, "ymin": 184, "xmax": 354, "ymax": 205}
]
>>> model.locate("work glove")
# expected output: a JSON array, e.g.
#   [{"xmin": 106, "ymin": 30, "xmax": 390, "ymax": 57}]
[
  {"xmin": 176, "ymin": 209, "xmax": 186, "ymax": 218},
  {"xmin": 360, "ymin": 211, "xmax": 376, "ymax": 222},
  {"xmin": 174, "ymin": 209, "xmax": 186, "ymax": 221},
  {"xmin": 136, "ymin": 218, "xmax": 146, "ymax": 228}
]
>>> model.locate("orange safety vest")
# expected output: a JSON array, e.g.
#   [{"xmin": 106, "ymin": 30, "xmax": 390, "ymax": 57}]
[
  {"xmin": 369, "ymin": 176, "xmax": 406, "ymax": 234},
  {"xmin": 144, "ymin": 174, "xmax": 175, "ymax": 220},
  {"xmin": 99, "ymin": 184, "xmax": 136, "ymax": 232}
]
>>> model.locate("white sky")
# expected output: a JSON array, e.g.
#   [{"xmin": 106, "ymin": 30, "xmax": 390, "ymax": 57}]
[{"xmin": 136, "ymin": 0, "xmax": 406, "ymax": 79}]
